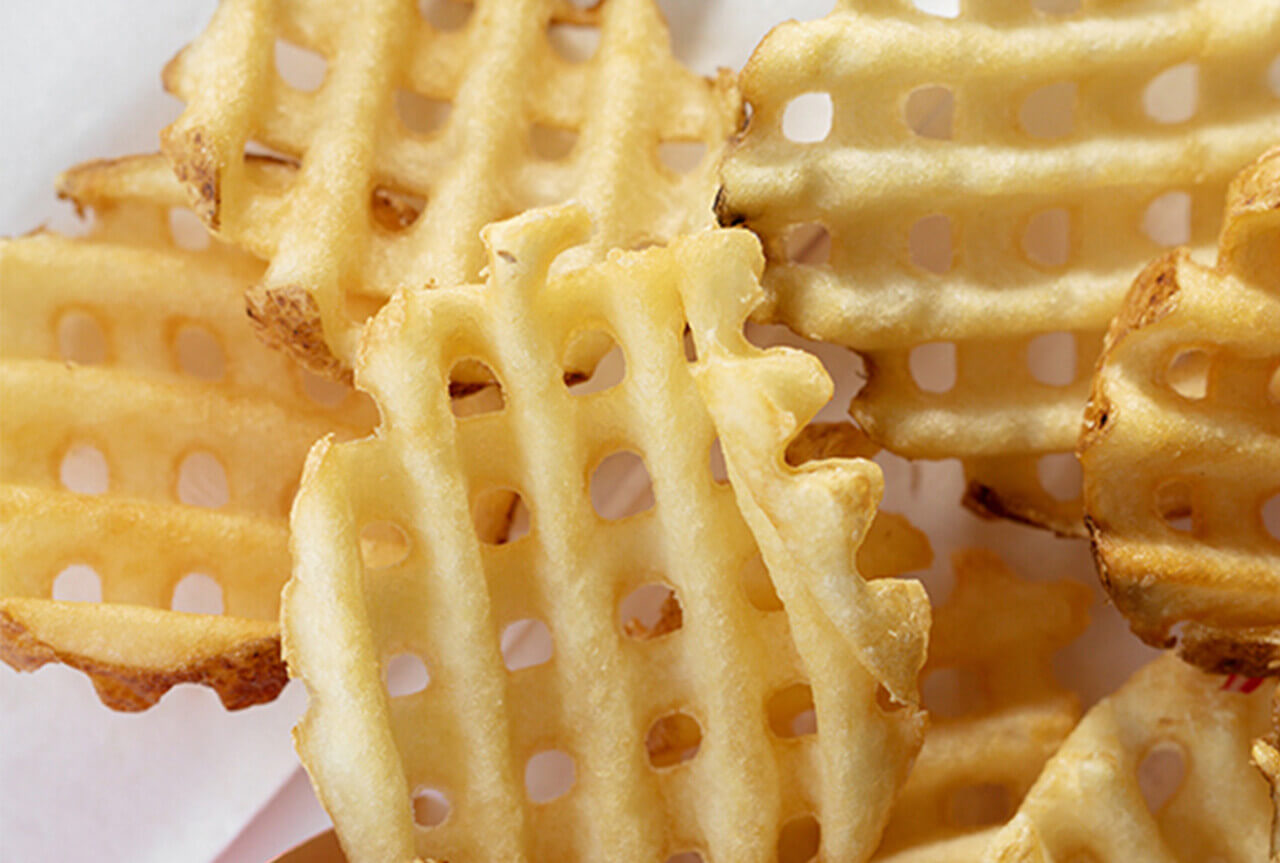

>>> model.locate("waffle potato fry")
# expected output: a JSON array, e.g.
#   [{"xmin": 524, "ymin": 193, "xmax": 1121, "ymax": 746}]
[
  {"xmin": 983, "ymin": 654, "xmax": 1274, "ymax": 862},
  {"xmin": 161, "ymin": 0, "xmax": 739, "ymax": 379},
  {"xmin": 0, "ymin": 156, "xmax": 372, "ymax": 710},
  {"xmin": 284, "ymin": 205, "xmax": 931, "ymax": 862},
  {"xmin": 1079, "ymin": 147, "xmax": 1280, "ymax": 676},
  {"xmin": 873, "ymin": 549, "xmax": 1090, "ymax": 862},
  {"xmin": 785, "ymin": 421, "xmax": 933, "ymax": 581},
  {"xmin": 717, "ymin": 0, "xmax": 1280, "ymax": 535}
]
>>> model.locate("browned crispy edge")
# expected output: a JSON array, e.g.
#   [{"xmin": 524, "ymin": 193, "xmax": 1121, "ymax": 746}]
[
  {"xmin": 1076, "ymin": 253, "xmax": 1203, "ymax": 662},
  {"xmin": 1078, "ymin": 258, "xmax": 1180, "ymax": 527},
  {"xmin": 1086, "ymin": 514, "xmax": 1280, "ymax": 676},
  {"xmin": 962, "ymin": 250, "xmax": 1187, "ymax": 539},
  {"xmin": 1177, "ymin": 625, "xmax": 1280, "ymax": 677},
  {"xmin": 55, "ymin": 154, "xmax": 168, "ymax": 217},
  {"xmin": 1088, "ymin": 250, "xmax": 1185, "ymax": 431},
  {"xmin": 0, "ymin": 609, "xmax": 287, "ymax": 712},
  {"xmin": 1077, "ymin": 221, "xmax": 1280, "ymax": 676},
  {"xmin": 160, "ymin": 125, "xmax": 353, "ymax": 380},
  {"xmin": 161, "ymin": 125, "xmax": 223, "ymax": 231},
  {"xmin": 961, "ymin": 480, "xmax": 1086, "ymax": 539},
  {"xmin": 1225, "ymin": 145, "xmax": 1280, "ymax": 235},
  {"xmin": 57, "ymin": 150, "xmax": 296, "ymax": 213},
  {"xmin": 246, "ymin": 284, "xmax": 354, "ymax": 384}
]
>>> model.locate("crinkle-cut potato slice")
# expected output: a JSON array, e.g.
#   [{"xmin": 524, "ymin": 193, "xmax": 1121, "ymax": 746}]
[
  {"xmin": 0, "ymin": 157, "xmax": 373, "ymax": 711},
  {"xmin": 983, "ymin": 654, "xmax": 1274, "ymax": 862},
  {"xmin": 284, "ymin": 205, "xmax": 931, "ymax": 863},
  {"xmin": 1079, "ymin": 146, "xmax": 1280, "ymax": 677},
  {"xmin": 161, "ymin": 0, "xmax": 740, "ymax": 380},
  {"xmin": 717, "ymin": 0, "xmax": 1280, "ymax": 536},
  {"xmin": 870, "ymin": 548, "xmax": 1090, "ymax": 862}
]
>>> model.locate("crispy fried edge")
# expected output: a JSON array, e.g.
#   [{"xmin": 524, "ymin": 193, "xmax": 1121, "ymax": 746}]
[
  {"xmin": 0, "ymin": 607, "xmax": 286, "ymax": 711},
  {"xmin": 1078, "ymin": 149, "xmax": 1280, "ymax": 676}
]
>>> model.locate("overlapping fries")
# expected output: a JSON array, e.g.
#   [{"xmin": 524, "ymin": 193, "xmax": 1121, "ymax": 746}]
[{"xmin": 3, "ymin": 1, "xmax": 1279, "ymax": 860}]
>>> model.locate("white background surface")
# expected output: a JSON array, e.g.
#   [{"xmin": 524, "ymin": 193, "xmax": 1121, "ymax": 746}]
[{"xmin": 0, "ymin": 2, "xmax": 1158, "ymax": 861}]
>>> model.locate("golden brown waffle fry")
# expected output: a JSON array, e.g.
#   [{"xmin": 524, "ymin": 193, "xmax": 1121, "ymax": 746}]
[
  {"xmin": 983, "ymin": 654, "xmax": 1274, "ymax": 861},
  {"xmin": 1079, "ymin": 147, "xmax": 1280, "ymax": 676},
  {"xmin": 717, "ymin": 0, "xmax": 1280, "ymax": 535},
  {"xmin": 284, "ymin": 205, "xmax": 931, "ymax": 862},
  {"xmin": 0, "ymin": 155, "xmax": 373, "ymax": 711},
  {"xmin": 872, "ymin": 548, "xmax": 1090, "ymax": 861},
  {"xmin": 161, "ymin": 0, "xmax": 739, "ymax": 379}
]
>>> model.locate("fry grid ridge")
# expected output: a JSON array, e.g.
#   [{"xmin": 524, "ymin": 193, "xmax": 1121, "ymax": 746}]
[
  {"xmin": 718, "ymin": 0, "xmax": 1280, "ymax": 534},
  {"xmin": 285, "ymin": 206, "xmax": 930, "ymax": 862},
  {"xmin": 1079, "ymin": 147, "xmax": 1280, "ymax": 675},
  {"xmin": 163, "ymin": 0, "xmax": 739, "ymax": 377},
  {"xmin": 0, "ymin": 156, "xmax": 371, "ymax": 709}
]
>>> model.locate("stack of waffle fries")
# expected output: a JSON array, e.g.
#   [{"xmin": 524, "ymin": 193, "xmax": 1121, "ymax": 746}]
[{"xmin": 2, "ymin": 1, "xmax": 1278, "ymax": 860}]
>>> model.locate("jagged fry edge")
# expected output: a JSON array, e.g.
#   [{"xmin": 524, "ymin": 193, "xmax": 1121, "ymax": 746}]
[
  {"xmin": 0, "ymin": 600, "xmax": 284, "ymax": 711},
  {"xmin": 682, "ymin": 231, "xmax": 930, "ymax": 857},
  {"xmin": 0, "ymin": 182, "xmax": 301, "ymax": 711},
  {"xmin": 681, "ymin": 236, "xmax": 931, "ymax": 705}
]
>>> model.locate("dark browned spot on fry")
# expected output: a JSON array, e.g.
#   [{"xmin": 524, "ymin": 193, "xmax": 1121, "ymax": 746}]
[
  {"xmin": 245, "ymin": 284, "xmax": 352, "ymax": 383},
  {"xmin": 1109, "ymin": 253, "xmax": 1183, "ymax": 340},
  {"xmin": 713, "ymin": 186, "xmax": 746, "ymax": 227},
  {"xmin": 161, "ymin": 126, "xmax": 224, "ymax": 231}
]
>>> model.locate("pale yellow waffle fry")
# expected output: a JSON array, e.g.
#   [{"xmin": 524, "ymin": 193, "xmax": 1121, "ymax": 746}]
[
  {"xmin": 1078, "ymin": 147, "xmax": 1280, "ymax": 676},
  {"xmin": 717, "ymin": 0, "xmax": 1280, "ymax": 535},
  {"xmin": 284, "ymin": 205, "xmax": 931, "ymax": 862},
  {"xmin": 784, "ymin": 421, "xmax": 933, "ymax": 581},
  {"xmin": 0, "ymin": 156, "xmax": 373, "ymax": 711},
  {"xmin": 872, "ymin": 548, "xmax": 1090, "ymax": 862},
  {"xmin": 161, "ymin": 0, "xmax": 739, "ymax": 379},
  {"xmin": 983, "ymin": 654, "xmax": 1274, "ymax": 862}
]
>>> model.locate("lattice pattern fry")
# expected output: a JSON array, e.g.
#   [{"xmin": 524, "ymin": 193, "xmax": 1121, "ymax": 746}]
[
  {"xmin": 717, "ymin": 0, "xmax": 1280, "ymax": 535},
  {"xmin": 871, "ymin": 548, "xmax": 1090, "ymax": 862},
  {"xmin": 284, "ymin": 206, "xmax": 931, "ymax": 863},
  {"xmin": 1079, "ymin": 147, "xmax": 1280, "ymax": 676},
  {"xmin": 162, "ymin": 0, "xmax": 739, "ymax": 379},
  {"xmin": 0, "ymin": 155, "xmax": 373, "ymax": 711},
  {"xmin": 983, "ymin": 654, "xmax": 1274, "ymax": 862}
]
